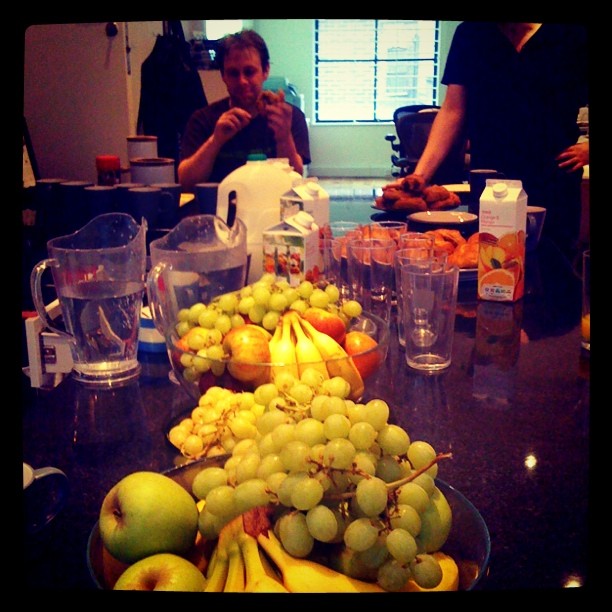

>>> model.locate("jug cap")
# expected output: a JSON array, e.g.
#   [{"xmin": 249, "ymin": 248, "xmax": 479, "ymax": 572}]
[{"xmin": 247, "ymin": 153, "xmax": 267, "ymax": 161}]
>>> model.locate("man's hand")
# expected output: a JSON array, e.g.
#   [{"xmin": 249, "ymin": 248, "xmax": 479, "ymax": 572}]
[
  {"xmin": 262, "ymin": 90, "xmax": 293, "ymax": 143},
  {"xmin": 556, "ymin": 142, "xmax": 589, "ymax": 172},
  {"xmin": 213, "ymin": 107, "xmax": 253, "ymax": 144}
]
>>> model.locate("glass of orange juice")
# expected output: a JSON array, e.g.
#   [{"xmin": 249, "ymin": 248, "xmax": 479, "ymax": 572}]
[{"xmin": 581, "ymin": 249, "xmax": 590, "ymax": 351}]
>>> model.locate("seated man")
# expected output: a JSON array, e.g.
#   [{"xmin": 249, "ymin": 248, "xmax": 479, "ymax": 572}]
[{"xmin": 178, "ymin": 29, "xmax": 311, "ymax": 191}]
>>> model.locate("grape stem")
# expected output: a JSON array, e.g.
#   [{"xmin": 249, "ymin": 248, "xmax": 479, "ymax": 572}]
[{"xmin": 325, "ymin": 451, "xmax": 453, "ymax": 502}]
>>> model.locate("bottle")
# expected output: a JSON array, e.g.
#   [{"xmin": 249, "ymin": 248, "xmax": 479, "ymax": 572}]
[{"xmin": 96, "ymin": 155, "xmax": 121, "ymax": 186}]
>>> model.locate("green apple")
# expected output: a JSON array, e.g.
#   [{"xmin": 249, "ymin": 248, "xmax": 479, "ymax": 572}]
[
  {"xmin": 415, "ymin": 486, "xmax": 452, "ymax": 553},
  {"xmin": 99, "ymin": 471, "xmax": 199, "ymax": 564},
  {"xmin": 113, "ymin": 553, "xmax": 207, "ymax": 591}
]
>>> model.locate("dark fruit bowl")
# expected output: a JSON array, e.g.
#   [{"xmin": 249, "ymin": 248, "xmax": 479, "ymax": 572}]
[{"xmin": 87, "ymin": 473, "xmax": 490, "ymax": 591}]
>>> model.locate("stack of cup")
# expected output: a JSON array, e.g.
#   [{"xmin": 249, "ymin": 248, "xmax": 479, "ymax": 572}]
[
  {"xmin": 394, "ymin": 233, "xmax": 436, "ymax": 348},
  {"xmin": 346, "ymin": 237, "xmax": 396, "ymax": 323},
  {"xmin": 395, "ymin": 245, "xmax": 459, "ymax": 371}
]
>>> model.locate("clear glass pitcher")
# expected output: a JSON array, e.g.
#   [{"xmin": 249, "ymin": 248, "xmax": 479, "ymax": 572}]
[
  {"xmin": 30, "ymin": 213, "xmax": 147, "ymax": 386},
  {"xmin": 147, "ymin": 215, "xmax": 247, "ymax": 343}
]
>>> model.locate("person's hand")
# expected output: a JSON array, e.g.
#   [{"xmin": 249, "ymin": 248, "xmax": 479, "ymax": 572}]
[
  {"xmin": 401, "ymin": 173, "xmax": 427, "ymax": 192},
  {"xmin": 556, "ymin": 142, "xmax": 589, "ymax": 172},
  {"xmin": 213, "ymin": 107, "xmax": 252, "ymax": 144},
  {"xmin": 263, "ymin": 91, "xmax": 293, "ymax": 144}
]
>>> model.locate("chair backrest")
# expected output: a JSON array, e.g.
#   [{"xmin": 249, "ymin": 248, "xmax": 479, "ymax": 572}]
[{"xmin": 393, "ymin": 105, "xmax": 466, "ymax": 184}]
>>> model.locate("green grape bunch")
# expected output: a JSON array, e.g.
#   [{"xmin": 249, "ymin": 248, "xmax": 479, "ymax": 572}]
[
  {"xmin": 170, "ymin": 274, "xmax": 364, "ymax": 392},
  {"xmin": 181, "ymin": 370, "xmax": 453, "ymax": 592}
]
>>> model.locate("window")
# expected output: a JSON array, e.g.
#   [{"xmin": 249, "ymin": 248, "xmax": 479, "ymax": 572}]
[{"xmin": 315, "ymin": 19, "xmax": 440, "ymax": 123}]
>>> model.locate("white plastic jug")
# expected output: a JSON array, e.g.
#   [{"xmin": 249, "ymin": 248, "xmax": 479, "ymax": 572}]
[{"xmin": 216, "ymin": 158, "xmax": 301, "ymax": 282}]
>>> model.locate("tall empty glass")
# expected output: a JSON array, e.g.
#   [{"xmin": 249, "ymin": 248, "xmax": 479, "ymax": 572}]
[
  {"xmin": 400, "ymin": 260, "xmax": 459, "ymax": 371},
  {"xmin": 347, "ymin": 237, "xmax": 396, "ymax": 323},
  {"xmin": 30, "ymin": 213, "xmax": 147, "ymax": 385},
  {"xmin": 394, "ymin": 248, "xmax": 443, "ymax": 348}
]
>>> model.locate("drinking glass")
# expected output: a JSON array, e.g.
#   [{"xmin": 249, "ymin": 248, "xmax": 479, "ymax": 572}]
[{"xmin": 346, "ymin": 237, "xmax": 396, "ymax": 323}]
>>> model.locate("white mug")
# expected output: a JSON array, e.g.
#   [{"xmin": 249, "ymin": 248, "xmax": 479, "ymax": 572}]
[
  {"xmin": 23, "ymin": 462, "xmax": 69, "ymax": 534},
  {"xmin": 127, "ymin": 135, "xmax": 158, "ymax": 160},
  {"xmin": 130, "ymin": 157, "xmax": 175, "ymax": 185}
]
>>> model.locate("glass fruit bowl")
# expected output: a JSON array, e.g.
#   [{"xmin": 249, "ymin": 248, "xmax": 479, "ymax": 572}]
[
  {"xmin": 87, "ymin": 473, "xmax": 490, "ymax": 591},
  {"xmin": 159, "ymin": 309, "xmax": 390, "ymax": 404}
]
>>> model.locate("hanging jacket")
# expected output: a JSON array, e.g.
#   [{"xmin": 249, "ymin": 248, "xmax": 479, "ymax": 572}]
[{"xmin": 136, "ymin": 21, "xmax": 207, "ymax": 170}]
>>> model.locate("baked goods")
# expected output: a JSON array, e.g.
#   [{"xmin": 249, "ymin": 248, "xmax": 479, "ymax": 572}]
[
  {"xmin": 423, "ymin": 229, "xmax": 479, "ymax": 269},
  {"xmin": 448, "ymin": 242, "xmax": 479, "ymax": 269},
  {"xmin": 375, "ymin": 176, "xmax": 461, "ymax": 213},
  {"xmin": 256, "ymin": 90, "xmax": 284, "ymax": 114}
]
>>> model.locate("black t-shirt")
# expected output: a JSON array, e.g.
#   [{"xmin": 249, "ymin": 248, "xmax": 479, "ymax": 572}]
[
  {"xmin": 180, "ymin": 98, "xmax": 312, "ymax": 184},
  {"xmin": 443, "ymin": 22, "xmax": 589, "ymax": 252}
]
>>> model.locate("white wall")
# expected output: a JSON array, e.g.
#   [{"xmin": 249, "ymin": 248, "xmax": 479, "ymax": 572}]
[{"xmin": 24, "ymin": 21, "xmax": 163, "ymax": 183}]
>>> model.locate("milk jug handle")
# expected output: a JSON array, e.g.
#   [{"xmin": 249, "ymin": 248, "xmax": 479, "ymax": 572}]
[{"xmin": 29, "ymin": 259, "xmax": 73, "ymax": 341}]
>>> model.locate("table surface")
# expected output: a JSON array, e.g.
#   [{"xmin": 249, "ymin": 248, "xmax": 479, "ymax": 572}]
[{"xmin": 19, "ymin": 237, "xmax": 591, "ymax": 595}]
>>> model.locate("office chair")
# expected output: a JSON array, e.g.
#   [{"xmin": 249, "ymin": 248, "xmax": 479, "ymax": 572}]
[{"xmin": 385, "ymin": 105, "xmax": 467, "ymax": 185}]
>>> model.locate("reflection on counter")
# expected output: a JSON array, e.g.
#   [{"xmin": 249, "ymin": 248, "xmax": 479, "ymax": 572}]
[{"xmin": 472, "ymin": 301, "xmax": 524, "ymax": 406}]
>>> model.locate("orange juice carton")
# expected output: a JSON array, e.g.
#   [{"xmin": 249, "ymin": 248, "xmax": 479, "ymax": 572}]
[
  {"xmin": 280, "ymin": 178, "xmax": 330, "ymax": 228},
  {"xmin": 262, "ymin": 211, "xmax": 321, "ymax": 285},
  {"xmin": 478, "ymin": 179, "xmax": 527, "ymax": 302}
]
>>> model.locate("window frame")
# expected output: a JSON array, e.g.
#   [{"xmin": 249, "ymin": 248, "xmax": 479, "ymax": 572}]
[{"xmin": 314, "ymin": 19, "xmax": 441, "ymax": 125}]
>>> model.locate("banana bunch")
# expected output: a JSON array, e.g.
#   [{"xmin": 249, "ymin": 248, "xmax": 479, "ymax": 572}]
[
  {"xmin": 268, "ymin": 311, "xmax": 364, "ymax": 401},
  {"xmin": 203, "ymin": 514, "xmax": 384, "ymax": 593}
]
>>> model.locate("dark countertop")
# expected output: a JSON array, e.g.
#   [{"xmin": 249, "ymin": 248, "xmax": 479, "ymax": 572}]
[{"xmin": 19, "ymin": 237, "xmax": 591, "ymax": 595}]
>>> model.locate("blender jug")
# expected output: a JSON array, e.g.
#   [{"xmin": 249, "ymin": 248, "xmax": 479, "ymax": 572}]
[
  {"xmin": 146, "ymin": 215, "xmax": 248, "ymax": 343},
  {"xmin": 30, "ymin": 213, "xmax": 147, "ymax": 386}
]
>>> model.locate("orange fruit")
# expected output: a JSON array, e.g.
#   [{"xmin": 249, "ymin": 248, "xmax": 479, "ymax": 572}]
[
  {"xmin": 478, "ymin": 268, "xmax": 516, "ymax": 298},
  {"xmin": 343, "ymin": 331, "xmax": 381, "ymax": 379},
  {"xmin": 498, "ymin": 231, "xmax": 525, "ymax": 259}
]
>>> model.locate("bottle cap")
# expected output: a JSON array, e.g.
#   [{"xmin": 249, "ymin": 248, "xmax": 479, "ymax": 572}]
[{"xmin": 96, "ymin": 155, "xmax": 121, "ymax": 171}]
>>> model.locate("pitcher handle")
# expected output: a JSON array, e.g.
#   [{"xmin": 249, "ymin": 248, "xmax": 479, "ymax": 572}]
[
  {"xmin": 29, "ymin": 259, "xmax": 73, "ymax": 340},
  {"xmin": 146, "ymin": 261, "xmax": 172, "ymax": 338}
]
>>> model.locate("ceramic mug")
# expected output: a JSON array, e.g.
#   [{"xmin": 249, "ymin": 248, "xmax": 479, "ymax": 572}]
[
  {"xmin": 526, "ymin": 206, "xmax": 547, "ymax": 251},
  {"xmin": 23, "ymin": 462, "xmax": 69, "ymax": 534},
  {"xmin": 129, "ymin": 157, "xmax": 175, "ymax": 185},
  {"xmin": 468, "ymin": 169, "xmax": 504, "ymax": 216}
]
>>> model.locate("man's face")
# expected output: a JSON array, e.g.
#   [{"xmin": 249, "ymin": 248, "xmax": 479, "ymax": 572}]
[{"xmin": 222, "ymin": 46, "xmax": 270, "ymax": 112}]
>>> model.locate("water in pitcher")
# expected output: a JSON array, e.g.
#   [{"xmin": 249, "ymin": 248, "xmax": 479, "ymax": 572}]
[{"xmin": 60, "ymin": 280, "xmax": 143, "ymax": 380}]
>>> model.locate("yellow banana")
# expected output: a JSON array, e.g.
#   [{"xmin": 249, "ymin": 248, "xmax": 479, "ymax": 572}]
[
  {"xmin": 257, "ymin": 529, "xmax": 384, "ymax": 593},
  {"xmin": 270, "ymin": 313, "xmax": 300, "ymax": 382},
  {"xmin": 205, "ymin": 514, "xmax": 242, "ymax": 592},
  {"xmin": 224, "ymin": 540, "xmax": 246, "ymax": 592},
  {"xmin": 204, "ymin": 542, "xmax": 228, "ymax": 592},
  {"xmin": 289, "ymin": 312, "xmax": 329, "ymax": 379},
  {"xmin": 298, "ymin": 318, "xmax": 364, "ymax": 400},
  {"xmin": 239, "ymin": 531, "xmax": 290, "ymax": 593}
]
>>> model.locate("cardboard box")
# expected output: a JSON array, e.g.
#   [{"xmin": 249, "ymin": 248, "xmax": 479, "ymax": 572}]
[
  {"xmin": 478, "ymin": 180, "xmax": 527, "ymax": 302},
  {"xmin": 262, "ymin": 212, "xmax": 321, "ymax": 286},
  {"xmin": 280, "ymin": 179, "xmax": 330, "ymax": 228}
]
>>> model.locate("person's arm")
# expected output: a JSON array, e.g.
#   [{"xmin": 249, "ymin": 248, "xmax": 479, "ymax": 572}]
[
  {"xmin": 412, "ymin": 84, "xmax": 468, "ymax": 184},
  {"xmin": 178, "ymin": 107, "xmax": 252, "ymax": 190}
]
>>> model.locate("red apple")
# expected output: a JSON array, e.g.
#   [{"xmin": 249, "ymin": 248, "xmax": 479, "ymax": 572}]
[
  {"xmin": 302, "ymin": 307, "xmax": 347, "ymax": 344},
  {"xmin": 222, "ymin": 324, "xmax": 272, "ymax": 386},
  {"xmin": 343, "ymin": 331, "xmax": 381, "ymax": 379}
]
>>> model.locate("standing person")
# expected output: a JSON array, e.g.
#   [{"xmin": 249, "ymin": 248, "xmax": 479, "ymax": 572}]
[
  {"xmin": 178, "ymin": 29, "xmax": 311, "ymax": 190},
  {"xmin": 409, "ymin": 21, "xmax": 589, "ymax": 258}
]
